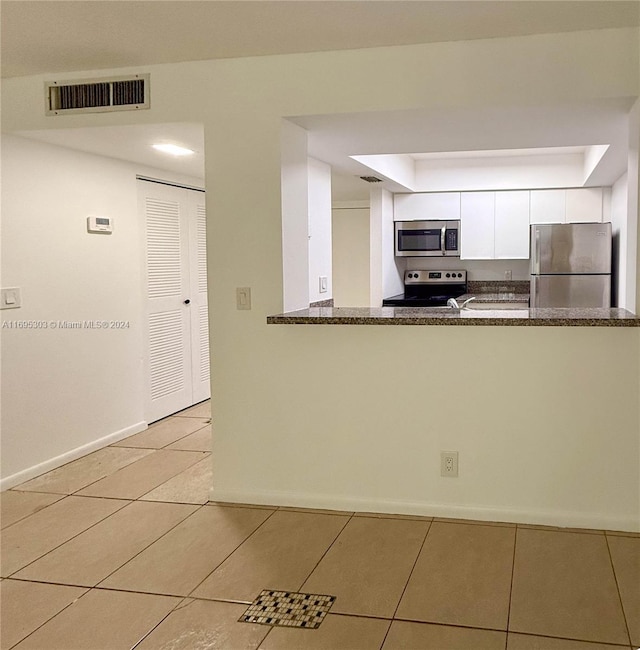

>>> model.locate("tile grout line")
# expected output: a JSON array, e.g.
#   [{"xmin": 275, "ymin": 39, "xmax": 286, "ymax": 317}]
[
  {"xmin": 6, "ymin": 576, "xmax": 253, "ymax": 605},
  {"xmin": 604, "ymin": 532, "xmax": 634, "ymax": 648},
  {"xmin": 157, "ymin": 418, "xmax": 211, "ymax": 450},
  {"xmin": 26, "ymin": 447, "xmax": 173, "ymax": 499},
  {"xmin": 0, "ymin": 493, "xmax": 67, "ymax": 531},
  {"xmin": 504, "ymin": 525, "xmax": 519, "ymax": 649},
  {"xmin": 5, "ymin": 447, "xmax": 156, "ymax": 496},
  {"xmin": 183, "ymin": 506, "xmax": 280, "ymax": 601},
  {"xmin": 503, "ymin": 628, "xmax": 632, "ymax": 648},
  {"xmin": 70, "ymin": 449, "xmax": 209, "ymax": 500},
  {"xmin": 160, "ymin": 422, "xmax": 211, "ymax": 452},
  {"xmin": 378, "ymin": 518, "xmax": 433, "ymax": 648},
  {"xmin": 293, "ymin": 510, "xmax": 355, "ymax": 593},
  {"xmin": 90, "ymin": 503, "xmax": 206, "ymax": 590},
  {"xmin": 4, "ymin": 499, "xmax": 199, "ymax": 584},
  {"xmin": 1, "ymin": 495, "xmax": 131, "ymax": 580},
  {"xmin": 257, "ymin": 510, "xmax": 356, "ymax": 647},
  {"xmin": 389, "ymin": 614, "xmax": 518, "ymax": 636},
  {"xmin": 129, "ymin": 595, "xmax": 192, "ymax": 650},
  {"xmin": 134, "ymin": 452, "xmax": 212, "ymax": 504},
  {"xmin": 3, "ymin": 583, "xmax": 92, "ymax": 650},
  {"xmin": 65, "ymin": 449, "xmax": 162, "ymax": 497}
]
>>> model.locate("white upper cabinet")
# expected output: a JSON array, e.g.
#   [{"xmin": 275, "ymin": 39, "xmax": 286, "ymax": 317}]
[
  {"xmin": 460, "ymin": 192, "xmax": 495, "ymax": 259},
  {"xmin": 494, "ymin": 191, "xmax": 530, "ymax": 259},
  {"xmin": 530, "ymin": 188, "xmax": 603, "ymax": 224},
  {"xmin": 565, "ymin": 188, "xmax": 603, "ymax": 223},
  {"xmin": 530, "ymin": 189, "xmax": 566, "ymax": 224},
  {"xmin": 393, "ymin": 192, "xmax": 460, "ymax": 221}
]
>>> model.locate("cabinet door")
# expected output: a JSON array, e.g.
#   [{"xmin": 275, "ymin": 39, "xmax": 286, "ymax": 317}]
[
  {"xmin": 461, "ymin": 192, "xmax": 495, "ymax": 259},
  {"xmin": 530, "ymin": 189, "xmax": 566, "ymax": 224},
  {"xmin": 495, "ymin": 191, "xmax": 530, "ymax": 259},
  {"xmin": 394, "ymin": 192, "xmax": 460, "ymax": 221},
  {"xmin": 566, "ymin": 188, "xmax": 602, "ymax": 223}
]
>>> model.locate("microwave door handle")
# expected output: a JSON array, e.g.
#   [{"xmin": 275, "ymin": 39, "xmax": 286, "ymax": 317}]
[{"xmin": 441, "ymin": 225, "xmax": 446, "ymax": 255}]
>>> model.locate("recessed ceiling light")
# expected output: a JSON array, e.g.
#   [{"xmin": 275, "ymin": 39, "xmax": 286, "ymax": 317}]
[{"xmin": 152, "ymin": 143, "xmax": 194, "ymax": 156}]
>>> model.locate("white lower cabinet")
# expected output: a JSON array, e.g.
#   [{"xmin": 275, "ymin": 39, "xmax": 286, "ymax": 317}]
[{"xmin": 494, "ymin": 191, "xmax": 530, "ymax": 259}]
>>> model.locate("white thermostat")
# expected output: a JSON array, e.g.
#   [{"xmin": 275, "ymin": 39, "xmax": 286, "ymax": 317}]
[{"xmin": 87, "ymin": 216, "xmax": 113, "ymax": 234}]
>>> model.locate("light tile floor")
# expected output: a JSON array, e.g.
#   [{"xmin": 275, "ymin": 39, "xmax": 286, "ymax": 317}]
[{"xmin": 1, "ymin": 398, "xmax": 639, "ymax": 649}]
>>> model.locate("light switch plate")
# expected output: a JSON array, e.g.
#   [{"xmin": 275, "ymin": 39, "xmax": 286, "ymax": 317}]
[
  {"xmin": 319, "ymin": 276, "xmax": 328, "ymax": 293},
  {"xmin": 236, "ymin": 287, "xmax": 251, "ymax": 310},
  {"xmin": 1, "ymin": 287, "xmax": 21, "ymax": 310}
]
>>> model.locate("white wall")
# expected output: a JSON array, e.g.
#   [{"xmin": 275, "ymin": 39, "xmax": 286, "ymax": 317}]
[
  {"xmin": 308, "ymin": 157, "xmax": 332, "ymax": 304},
  {"xmin": 332, "ymin": 207, "xmax": 370, "ymax": 307},
  {"xmin": 378, "ymin": 187, "xmax": 404, "ymax": 301},
  {"xmin": 413, "ymin": 154, "xmax": 585, "ymax": 192},
  {"xmin": 0, "ymin": 134, "xmax": 203, "ymax": 486},
  {"xmin": 2, "ymin": 27, "xmax": 639, "ymax": 528},
  {"xmin": 628, "ymin": 98, "xmax": 640, "ymax": 313},
  {"xmin": 406, "ymin": 257, "xmax": 531, "ymax": 281},
  {"xmin": 280, "ymin": 120, "xmax": 309, "ymax": 312},
  {"xmin": 611, "ymin": 173, "xmax": 628, "ymax": 308},
  {"xmin": 351, "ymin": 154, "xmax": 415, "ymax": 189}
]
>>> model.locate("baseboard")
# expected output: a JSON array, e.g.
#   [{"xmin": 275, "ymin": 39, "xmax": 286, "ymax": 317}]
[
  {"xmin": 209, "ymin": 487, "xmax": 640, "ymax": 533},
  {"xmin": 0, "ymin": 421, "xmax": 148, "ymax": 491}
]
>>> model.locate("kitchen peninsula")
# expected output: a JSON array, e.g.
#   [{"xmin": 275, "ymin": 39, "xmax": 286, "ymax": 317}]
[{"xmin": 267, "ymin": 306, "xmax": 640, "ymax": 326}]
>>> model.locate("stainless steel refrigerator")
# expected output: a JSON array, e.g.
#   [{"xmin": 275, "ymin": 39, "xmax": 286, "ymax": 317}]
[{"xmin": 530, "ymin": 222, "xmax": 612, "ymax": 308}]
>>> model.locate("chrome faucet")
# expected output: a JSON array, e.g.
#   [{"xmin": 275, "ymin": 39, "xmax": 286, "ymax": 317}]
[{"xmin": 447, "ymin": 297, "xmax": 476, "ymax": 309}]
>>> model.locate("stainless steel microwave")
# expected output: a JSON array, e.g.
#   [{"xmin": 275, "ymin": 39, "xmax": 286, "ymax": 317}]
[{"xmin": 395, "ymin": 220, "xmax": 461, "ymax": 257}]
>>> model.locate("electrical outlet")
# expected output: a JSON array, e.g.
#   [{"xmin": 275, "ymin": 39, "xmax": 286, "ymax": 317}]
[
  {"xmin": 440, "ymin": 451, "xmax": 459, "ymax": 477},
  {"xmin": 504, "ymin": 269, "xmax": 512, "ymax": 281}
]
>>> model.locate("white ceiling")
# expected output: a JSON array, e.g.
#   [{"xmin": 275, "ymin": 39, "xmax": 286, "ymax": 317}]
[
  {"xmin": 2, "ymin": 1, "xmax": 638, "ymax": 79},
  {"xmin": 293, "ymin": 98, "xmax": 634, "ymax": 197},
  {"xmin": 17, "ymin": 123, "xmax": 206, "ymax": 181},
  {"xmin": 4, "ymin": 2, "xmax": 638, "ymax": 199}
]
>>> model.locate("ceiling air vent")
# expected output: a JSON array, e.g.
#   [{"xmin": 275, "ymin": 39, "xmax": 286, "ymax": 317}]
[
  {"xmin": 45, "ymin": 74, "xmax": 150, "ymax": 115},
  {"xmin": 359, "ymin": 176, "xmax": 383, "ymax": 183}
]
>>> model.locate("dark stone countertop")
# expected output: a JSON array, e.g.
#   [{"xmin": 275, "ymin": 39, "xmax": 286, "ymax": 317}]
[{"xmin": 267, "ymin": 306, "xmax": 640, "ymax": 327}]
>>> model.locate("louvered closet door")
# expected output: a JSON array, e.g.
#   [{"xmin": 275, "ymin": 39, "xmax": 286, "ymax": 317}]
[
  {"xmin": 188, "ymin": 192, "xmax": 210, "ymax": 403},
  {"xmin": 140, "ymin": 180, "xmax": 210, "ymax": 423}
]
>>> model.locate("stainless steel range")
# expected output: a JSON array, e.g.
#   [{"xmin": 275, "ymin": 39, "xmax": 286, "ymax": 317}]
[{"xmin": 382, "ymin": 270, "xmax": 467, "ymax": 307}]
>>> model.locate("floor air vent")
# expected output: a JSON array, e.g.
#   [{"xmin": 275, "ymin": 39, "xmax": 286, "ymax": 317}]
[{"xmin": 46, "ymin": 74, "xmax": 149, "ymax": 115}]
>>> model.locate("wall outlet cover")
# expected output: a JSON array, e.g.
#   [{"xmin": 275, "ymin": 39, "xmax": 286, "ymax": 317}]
[
  {"xmin": 236, "ymin": 287, "xmax": 252, "ymax": 310},
  {"xmin": 1, "ymin": 287, "xmax": 22, "ymax": 310},
  {"xmin": 440, "ymin": 451, "xmax": 459, "ymax": 477}
]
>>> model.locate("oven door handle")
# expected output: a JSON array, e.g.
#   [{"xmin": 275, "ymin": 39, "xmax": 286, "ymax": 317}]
[{"xmin": 441, "ymin": 225, "xmax": 446, "ymax": 255}]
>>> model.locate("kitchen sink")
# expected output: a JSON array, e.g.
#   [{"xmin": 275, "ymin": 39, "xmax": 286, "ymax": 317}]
[{"xmin": 463, "ymin": 301, "xmax": 529, "ymax": 310}]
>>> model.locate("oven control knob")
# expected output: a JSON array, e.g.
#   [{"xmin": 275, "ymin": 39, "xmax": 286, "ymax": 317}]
[
  {"xmin": 458, "ymin": 273, "xmax": 463, "ymax": 278},
  {"xmin": 445, "ymin": 273, "xmax": 450, "ymax": 278}
]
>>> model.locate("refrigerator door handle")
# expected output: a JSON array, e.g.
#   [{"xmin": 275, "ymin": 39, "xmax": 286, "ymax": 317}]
[{"xmin": 533, "ymin": 227, "xmax": 540, "ymax": 275}]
